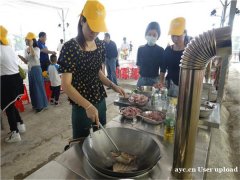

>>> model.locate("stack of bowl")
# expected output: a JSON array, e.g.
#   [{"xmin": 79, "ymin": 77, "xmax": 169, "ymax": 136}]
[
  {"xmin": 199, "ymin": 102, "xmax": 215, "ymax": 118},
  {"xmin": 137, "ymin": 86, "xmax": 156, "ymax": 97}
]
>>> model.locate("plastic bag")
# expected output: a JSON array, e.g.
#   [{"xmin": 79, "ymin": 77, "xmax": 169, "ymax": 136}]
[{"xmin": 19, "ymin": 66, "xmax": 26, "ymax": 79}]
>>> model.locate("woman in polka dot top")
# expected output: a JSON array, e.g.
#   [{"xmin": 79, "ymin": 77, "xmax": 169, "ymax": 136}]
[{"xmin": 59, "ymin": 0, "xmax": 125, "ymax": 139}]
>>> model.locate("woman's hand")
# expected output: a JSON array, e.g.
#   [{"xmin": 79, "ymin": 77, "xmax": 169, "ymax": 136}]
[
  {"xmin": 62, "ymin": 73, "xmax": 101, "ymax": 127},
  {"xmin": 85, "ymin": 104, "xmax": 99, "ymax": 126},
  {"xmin": 18, "ymin": 55, "xmax": 23, "ymax": 59},
  {"xmin": 18, "ymin": 55, "xmax": 27, "ymax": 64},
  {"xmin": 112, "ymin": 84, "xmax": 126, "ymax": 97}
]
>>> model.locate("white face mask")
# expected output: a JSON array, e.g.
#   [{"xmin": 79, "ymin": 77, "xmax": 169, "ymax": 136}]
[{"xmin": 145, "ymin": 35, "xmax": 157, "ymax": 46}]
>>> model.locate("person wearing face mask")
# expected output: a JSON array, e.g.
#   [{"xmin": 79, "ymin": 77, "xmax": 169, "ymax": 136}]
[
  {"xmin": 159, "ymin": 17, "xmax": 190, "ymax": 97},
  {"xmin": 58, "ymin": 0, "xmax": 125, "ymax": 139},
  {"xmin": 136, "ymin": 22, "xmax": 164, "ymax": 87}
]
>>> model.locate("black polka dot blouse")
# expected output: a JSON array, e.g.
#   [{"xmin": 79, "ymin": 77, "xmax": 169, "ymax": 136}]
[{"xmin": 58, "ymin": 38, "xmax": 107, "ymax": 105}]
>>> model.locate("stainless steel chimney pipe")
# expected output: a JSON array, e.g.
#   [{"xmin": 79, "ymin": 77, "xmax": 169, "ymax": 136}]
[{"xmin": 172, "ymin": 26, "xmax": 231, "ymax": 179}]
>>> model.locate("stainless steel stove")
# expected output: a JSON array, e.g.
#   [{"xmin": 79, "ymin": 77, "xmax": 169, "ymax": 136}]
[
  {"xmin": 26, "ymin": 117, "xmax": 211, "ymax": 179},
  {"xmin": 54, "ymin": 135, "xmax": 174, "ymax": 179}
]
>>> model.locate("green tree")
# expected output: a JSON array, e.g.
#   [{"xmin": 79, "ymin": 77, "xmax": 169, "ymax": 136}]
[{"xmin": 13, "ymin": 34, "xmax": 25, "ymax": 51}]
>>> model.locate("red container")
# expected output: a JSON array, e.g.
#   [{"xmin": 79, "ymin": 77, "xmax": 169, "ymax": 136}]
[
  {"xmin": 15, "ymin": 100, "xmax": 24, "ymax": 112},
  {"xmin": 44, "ymin": 81, "xmax": 52, "ymax": 101},
  {"xmin": 120, "ymin": 67, "xmax": 129, "ymax": 79},
  {"xmin": 21, "ymin": 84, "xmax": 30, "ymax": 104},
  {"xmin": 130, "ymin": 67, "xmax": 139, "ymax": 80}
]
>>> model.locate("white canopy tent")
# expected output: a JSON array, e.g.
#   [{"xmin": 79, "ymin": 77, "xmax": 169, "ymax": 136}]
[{"xmin": 0, "ymin": 0, "xmax": 239, "ymax": 53}]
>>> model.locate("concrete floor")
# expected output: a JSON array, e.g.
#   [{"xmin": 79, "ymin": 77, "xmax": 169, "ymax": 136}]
[
  {"xmin": 206, "ymin": 62, "xmax": 240, "ymax": 180},
  {"xmin": 1, "ymin": 79, "xmax": 137, "ymax": 179},
  {"xmin": 1, "ymin": 64, "xmax": 240, "ymax": 179}
]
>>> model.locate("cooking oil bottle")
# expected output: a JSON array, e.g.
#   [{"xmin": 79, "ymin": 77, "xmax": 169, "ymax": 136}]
[{"xmin": 164, "ymin": 99, "xmax": 176, "ymax": 142}]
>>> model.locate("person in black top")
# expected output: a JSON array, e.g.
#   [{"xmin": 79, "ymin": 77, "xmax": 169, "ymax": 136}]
[
  {"xmin": 104, "ymin": 33, "xmax": 118, "ymax": 86},
  {"xmin": 160, "ymin": 17, "xmax": 190, "ymax": 97},
  {"xmin": 58, "ymin": 0, "xmax": 125, "ymax": 139},
  {"xmin": 136, "ymin": 22, "xmax": 164, "ymax": 87}
]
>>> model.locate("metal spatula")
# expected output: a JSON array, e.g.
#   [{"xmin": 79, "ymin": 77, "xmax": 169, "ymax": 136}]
[{"xmin": 99, "ymin": 122, "xmax": 120, "ymax": 152}]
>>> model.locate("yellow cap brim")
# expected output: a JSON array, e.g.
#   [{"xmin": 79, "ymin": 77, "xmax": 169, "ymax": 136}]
[
  {"xmin": 168, "ymin": 28, "xmax": 184, "ymax": 36},
  {"xmin": 0, "ymin": 37, "xmax": 9, "ymax": 45},
  {"xmin": 25, "ymin": 37, "xmax": 34, "ymax": 40},
  {"xmin": 87, "ymin": 19, "xmax": 108, "ymax": 32},
  {"xmin": 25, "ymin": 33, "xmax": 37, "ymax": 40}
]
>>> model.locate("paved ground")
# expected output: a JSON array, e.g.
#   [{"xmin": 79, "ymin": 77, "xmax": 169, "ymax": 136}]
[
  {"xmin": 0, "ymin": 79, "xmax": 137, "ymax": 180},
  {"xmin": 206, "ymin": 62, "xmax": 240, "ymax": 180},
  {"xmin": 1, "ymin": 63, "xmax": 240, "ymax": 180}
]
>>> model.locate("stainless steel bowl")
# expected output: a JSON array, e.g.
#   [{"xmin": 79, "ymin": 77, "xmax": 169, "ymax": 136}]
[
  {"xmin": 199, "ymin": 105, "xmax": 214, "ymax": 118},
  {"xmin": 128, "ymin": 94, "xmax": 149, "ymax": 107},
  {"xmin": 119, "ymin": 106, "xmax": 142, "ymax": 119},
  {"xmin": 137, "ymin": 86, "xmax": 155, "ymax": 97},
  {"xmin": 140, "ymin": 111, "xmax": 165, "ymax": 125},
  {"xmin": 209, "ymin": 91, "xmax": 217, "ymax": 102},
  {"xmin": 138, "ymin": 86, "xmax": 155, "ymax": 92}
]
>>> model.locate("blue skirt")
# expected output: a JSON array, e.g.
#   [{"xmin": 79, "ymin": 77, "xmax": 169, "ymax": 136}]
[{"xmin": 28, "ymin": 66, "xmax": 48, "ymax": 109}]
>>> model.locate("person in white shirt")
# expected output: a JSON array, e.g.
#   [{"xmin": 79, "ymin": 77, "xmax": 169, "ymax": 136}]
[
  {"xmin": 120, "ymin": 37, "xmax": 130, "ymax": 60},
  {"xmin": 48, "ymin": 54, "xmax": 61, "ymax": 105},
  {"xmin": 0, "ymin": 25, "xmax": 26, "ymax": 143},
  {"xmin": 18, "ymin": 32, "xmax": 48, "ymax": 113},
  {"xmin": 57, "ymin": 39, "xmax": 64, "ymax": 52}
]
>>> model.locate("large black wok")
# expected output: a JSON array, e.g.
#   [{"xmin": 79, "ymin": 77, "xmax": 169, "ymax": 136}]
[{"xmin": 82, "ymin": 127, "xmax": 161, "ymax": 178}]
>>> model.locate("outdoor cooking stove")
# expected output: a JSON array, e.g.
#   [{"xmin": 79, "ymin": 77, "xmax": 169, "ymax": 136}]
[
  {"xmin": 26, "ymin": 26, "xmax": 231, "ymax": 179},
  {"xmin": 55, "ymin": 137, "xmax": 164, "ymax": 179},
  {"xmin": 52, "ymin": 116, "xmax": 211, "ymax": 179},
  {"xmin": 26, "ymin": 114, "xmax": 211, "ymax": 179}
]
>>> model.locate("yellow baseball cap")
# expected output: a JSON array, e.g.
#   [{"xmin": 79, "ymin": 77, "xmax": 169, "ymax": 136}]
[
  {"xmin": 168, "ymin": 17, "xmax": 186, "ymax": 36},
  {"xmin": 82, "ymin": 0, "xmax": 107, "ymax": 32},
  {"xmin": 25, "ymin": 32, "xmax": 37, "ymax": 40},
  {"xmin": 0, "ymin": 25, "xmax": 9, "ymax": 45}
]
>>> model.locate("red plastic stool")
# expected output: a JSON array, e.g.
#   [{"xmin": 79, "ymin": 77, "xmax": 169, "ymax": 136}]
[
  {"xmin": 21, "ymin": 84, "xmax": 30, "ymax": 104},
  {"xmin": 130, "ymin": 67, "xmax": 140, "ymax": 80},
  {"xmin": 44, "ymin": 81, "xmax": 52, "ymax": 101},
  {"xmin": 120, "ymin": 67, "xmax": 129, "ymax": 79},
  {"xmin": 15, "ymin": 99, "xmax": 25, "ymax": 112}
]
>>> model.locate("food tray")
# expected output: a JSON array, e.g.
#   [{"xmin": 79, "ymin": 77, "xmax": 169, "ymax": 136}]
[
  {"xmin": 140, "ymin": 111, "xmax": 165, "ymax": 125},
  {"xmin": 119, "ymin": 107, "xmax": 142, "ymax": 119},
  {"xmin": 128, "ymin": 94, "xmax": 149, "ymax": 107}
]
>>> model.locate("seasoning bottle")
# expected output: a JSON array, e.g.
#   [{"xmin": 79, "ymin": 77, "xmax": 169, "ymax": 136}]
[
  {"xmin": 164, "ymin": 102, "xmax": 176, "ymax": 138},
  {"xmin": 151, "ymin": 90, "xmax": 157, "ymax": 106}
]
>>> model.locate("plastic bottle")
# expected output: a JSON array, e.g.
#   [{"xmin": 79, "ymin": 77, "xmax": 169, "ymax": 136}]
[
  {"xmin": 164, "ymin": 103, "xmax": 176, "ymax": 137},
  {"xmin": 161, "ymin": 87, "xmax": 168, "ymax": 100},
  {"xmin": 151, "ymin": 90, "xmax": 159, "ymax": 107},
  {"xmin": 161, "ymin": 87, "xmax": 169, "ymax": 112}
]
